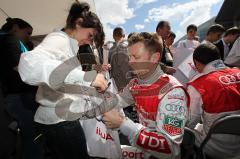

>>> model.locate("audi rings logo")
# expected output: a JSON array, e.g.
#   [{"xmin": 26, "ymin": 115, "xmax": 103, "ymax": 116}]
[
  {"xmin": 219, "ymin": 73, "xmax": 240, "ymax": 85},
  {"xmin": 165, "ymin": 104, "xmax": 185, "ymax": 113}
]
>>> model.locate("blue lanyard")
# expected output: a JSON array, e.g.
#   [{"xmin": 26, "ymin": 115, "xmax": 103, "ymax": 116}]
[
  {"xmin": 0, "ymin": 31, "xmax": 28, "ymax": 53},
  {"xmin": 19, "ymin": 41, "xmax": 28, "ymax": 53}
]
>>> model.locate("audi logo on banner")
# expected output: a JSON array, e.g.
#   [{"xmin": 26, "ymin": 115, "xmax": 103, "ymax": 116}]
[{"xmin": 219, "ymin": 73, "xmax": 240, "ymax": 85}]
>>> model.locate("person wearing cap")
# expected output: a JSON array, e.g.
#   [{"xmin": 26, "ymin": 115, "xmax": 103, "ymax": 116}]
[{"xmin": 187, "ymin": 43, "xmax": 240, "ymax": 159}]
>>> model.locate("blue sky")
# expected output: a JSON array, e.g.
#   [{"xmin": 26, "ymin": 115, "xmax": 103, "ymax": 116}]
[{"xmin": 95, "ymin": 0, "xmax": 224, "ymax": 41}]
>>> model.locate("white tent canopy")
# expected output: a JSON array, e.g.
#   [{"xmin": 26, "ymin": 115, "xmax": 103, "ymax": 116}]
[{"xmin": 0, "ymin": 0, "xmax": 96, "ymax": 36}]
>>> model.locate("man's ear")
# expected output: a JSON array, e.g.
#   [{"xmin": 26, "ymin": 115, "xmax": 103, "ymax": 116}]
[
  {"xmin": 75, "ymin": 18, "xmax": 83, "ymax": 28},
  {"xmin": 151, "ymin": 52, "xmax": 161, "ymax": 63},
  {"xmin": 194, "ymin": 60, "xmax": 204, "ymax": 73},
  {"xmin": 156, "ymin": 28, "xmax": 160, "ymax": 34}
]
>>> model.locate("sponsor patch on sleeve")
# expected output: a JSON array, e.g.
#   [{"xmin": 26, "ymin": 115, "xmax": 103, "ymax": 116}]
[
  {"xmin": 136, "ymin": 129, "xmax": 171, "ymax": 154},
  {"xmin": 163, "ymin": 115, "xmax": 183, "ymax": 136}
]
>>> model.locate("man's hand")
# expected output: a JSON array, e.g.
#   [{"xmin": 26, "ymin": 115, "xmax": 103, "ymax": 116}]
[
  {"xmin": 165, "ymin": 66, "xmax": 176, "ymax": 75},
  {"xmin": 91, "ymin": 73, "xmax": 107, "ymax": 92},
  {"xmin": 101, "ymin": 64, "xmax": 111, "ymax": 72},
  {"xmin": 102, "ymin": 110, "xmax": 124, "ymax": 129}
]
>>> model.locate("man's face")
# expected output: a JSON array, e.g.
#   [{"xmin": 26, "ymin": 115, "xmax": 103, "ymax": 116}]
[
  {"xmin": 157, "ymin": 23, "xmax": 171, "ymax": 40},
  {"xmin": 229, "ymin": 34, "xmax": 239, "ymax": 44},
  {"xmin": 165, "ymin": 36, "xmax": 175, "ymax": 46},
  {"xmin": 128, "ymin": 42, "xmax": 158, "ymax": 77},
  {"xmin": 212, "ymin": 32, "xmax": 224, "ymax": 43},
  {"xmin": 187, "ymin": 29, "xmax": 197, "ymax": 40}
]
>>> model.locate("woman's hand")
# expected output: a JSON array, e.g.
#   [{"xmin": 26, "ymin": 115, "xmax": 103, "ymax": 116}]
[{"xmin": 91, "ymin": 73, "xmax": 107, "ymax": 92}]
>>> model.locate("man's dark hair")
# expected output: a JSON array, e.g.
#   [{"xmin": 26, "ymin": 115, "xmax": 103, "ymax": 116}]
[
  {"xmin": 224, "ymin": 27, "xmax": 240, "ymax": 37},
  {"xmin": 207, "ymin": 24, "xmax": 225, "ymax": 35},
  {"xmin": 127, "ymin": 32, "xmax": 137, "ymax": 39},
  {"xmin": 187, "ymin": 24, "xmax": 197, "ymax": 32},
  {"xmin": 156, "ymin": 20, "xmax": 169, "ymax": 32},
  {"xmin": 113, "ymin": 27, "xmax": 125, "ymax": 37},
  {"xmin": 193, "ymin": 43, "xmax": 220, "ymax": 65}
]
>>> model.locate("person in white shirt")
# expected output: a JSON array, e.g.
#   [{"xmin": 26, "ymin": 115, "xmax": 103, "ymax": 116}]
[
  {"xmin": 18, "ymin": 2, "xmax": 108, "ymax": 159},
  {"xmin": 177, "ymin": 24, "xmax": 200, "ymax": 50},
  {"xmin": 224, "ymin": 36, "xmax": 240, "ymax": 68},
  {"xmin": 173, "ymin": 24, "xmax": 200, "ymax": 87}
]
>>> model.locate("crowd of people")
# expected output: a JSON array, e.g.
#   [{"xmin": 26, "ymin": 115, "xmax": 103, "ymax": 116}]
[{"xmin": 0, "ymin": 1, "xmax": 240, "ymax": 159}]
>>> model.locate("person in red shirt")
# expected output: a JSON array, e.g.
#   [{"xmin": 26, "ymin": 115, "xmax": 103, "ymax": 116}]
[{"xmin": 187, "ymin": 43, "xmax": 240, "ymax": 159}]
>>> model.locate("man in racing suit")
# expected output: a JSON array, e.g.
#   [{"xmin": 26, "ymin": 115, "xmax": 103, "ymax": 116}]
[
  {"xmin": 103, "ymin": 32, "xmax": 189, "ymax": 159},
  {"xmin": 187, "ymin": 43, "xmax": 240, "ymax": 159}
]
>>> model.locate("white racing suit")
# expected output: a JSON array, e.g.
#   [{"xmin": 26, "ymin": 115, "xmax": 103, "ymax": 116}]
[{"xmin": 112, "ymin": 66, "xmax": 189, "ymax": 159}]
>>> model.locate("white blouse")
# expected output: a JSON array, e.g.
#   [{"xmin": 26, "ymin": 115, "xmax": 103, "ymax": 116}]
[{"xmin": 18, "ymin": 31, "xmax": 98, "ymax": 124}]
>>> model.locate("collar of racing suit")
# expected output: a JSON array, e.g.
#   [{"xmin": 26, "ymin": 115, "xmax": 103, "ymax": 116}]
[
  {"xmin": 138, "ymin": 65, "xmax": 165, "ymax": 85},
  {"xmin": 190, "ymin": 59, "xmax": 227, "ymax": 82},
  {"xmin": 202, "ymin": 59, "xmax": 226, "ymax": 73}
]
